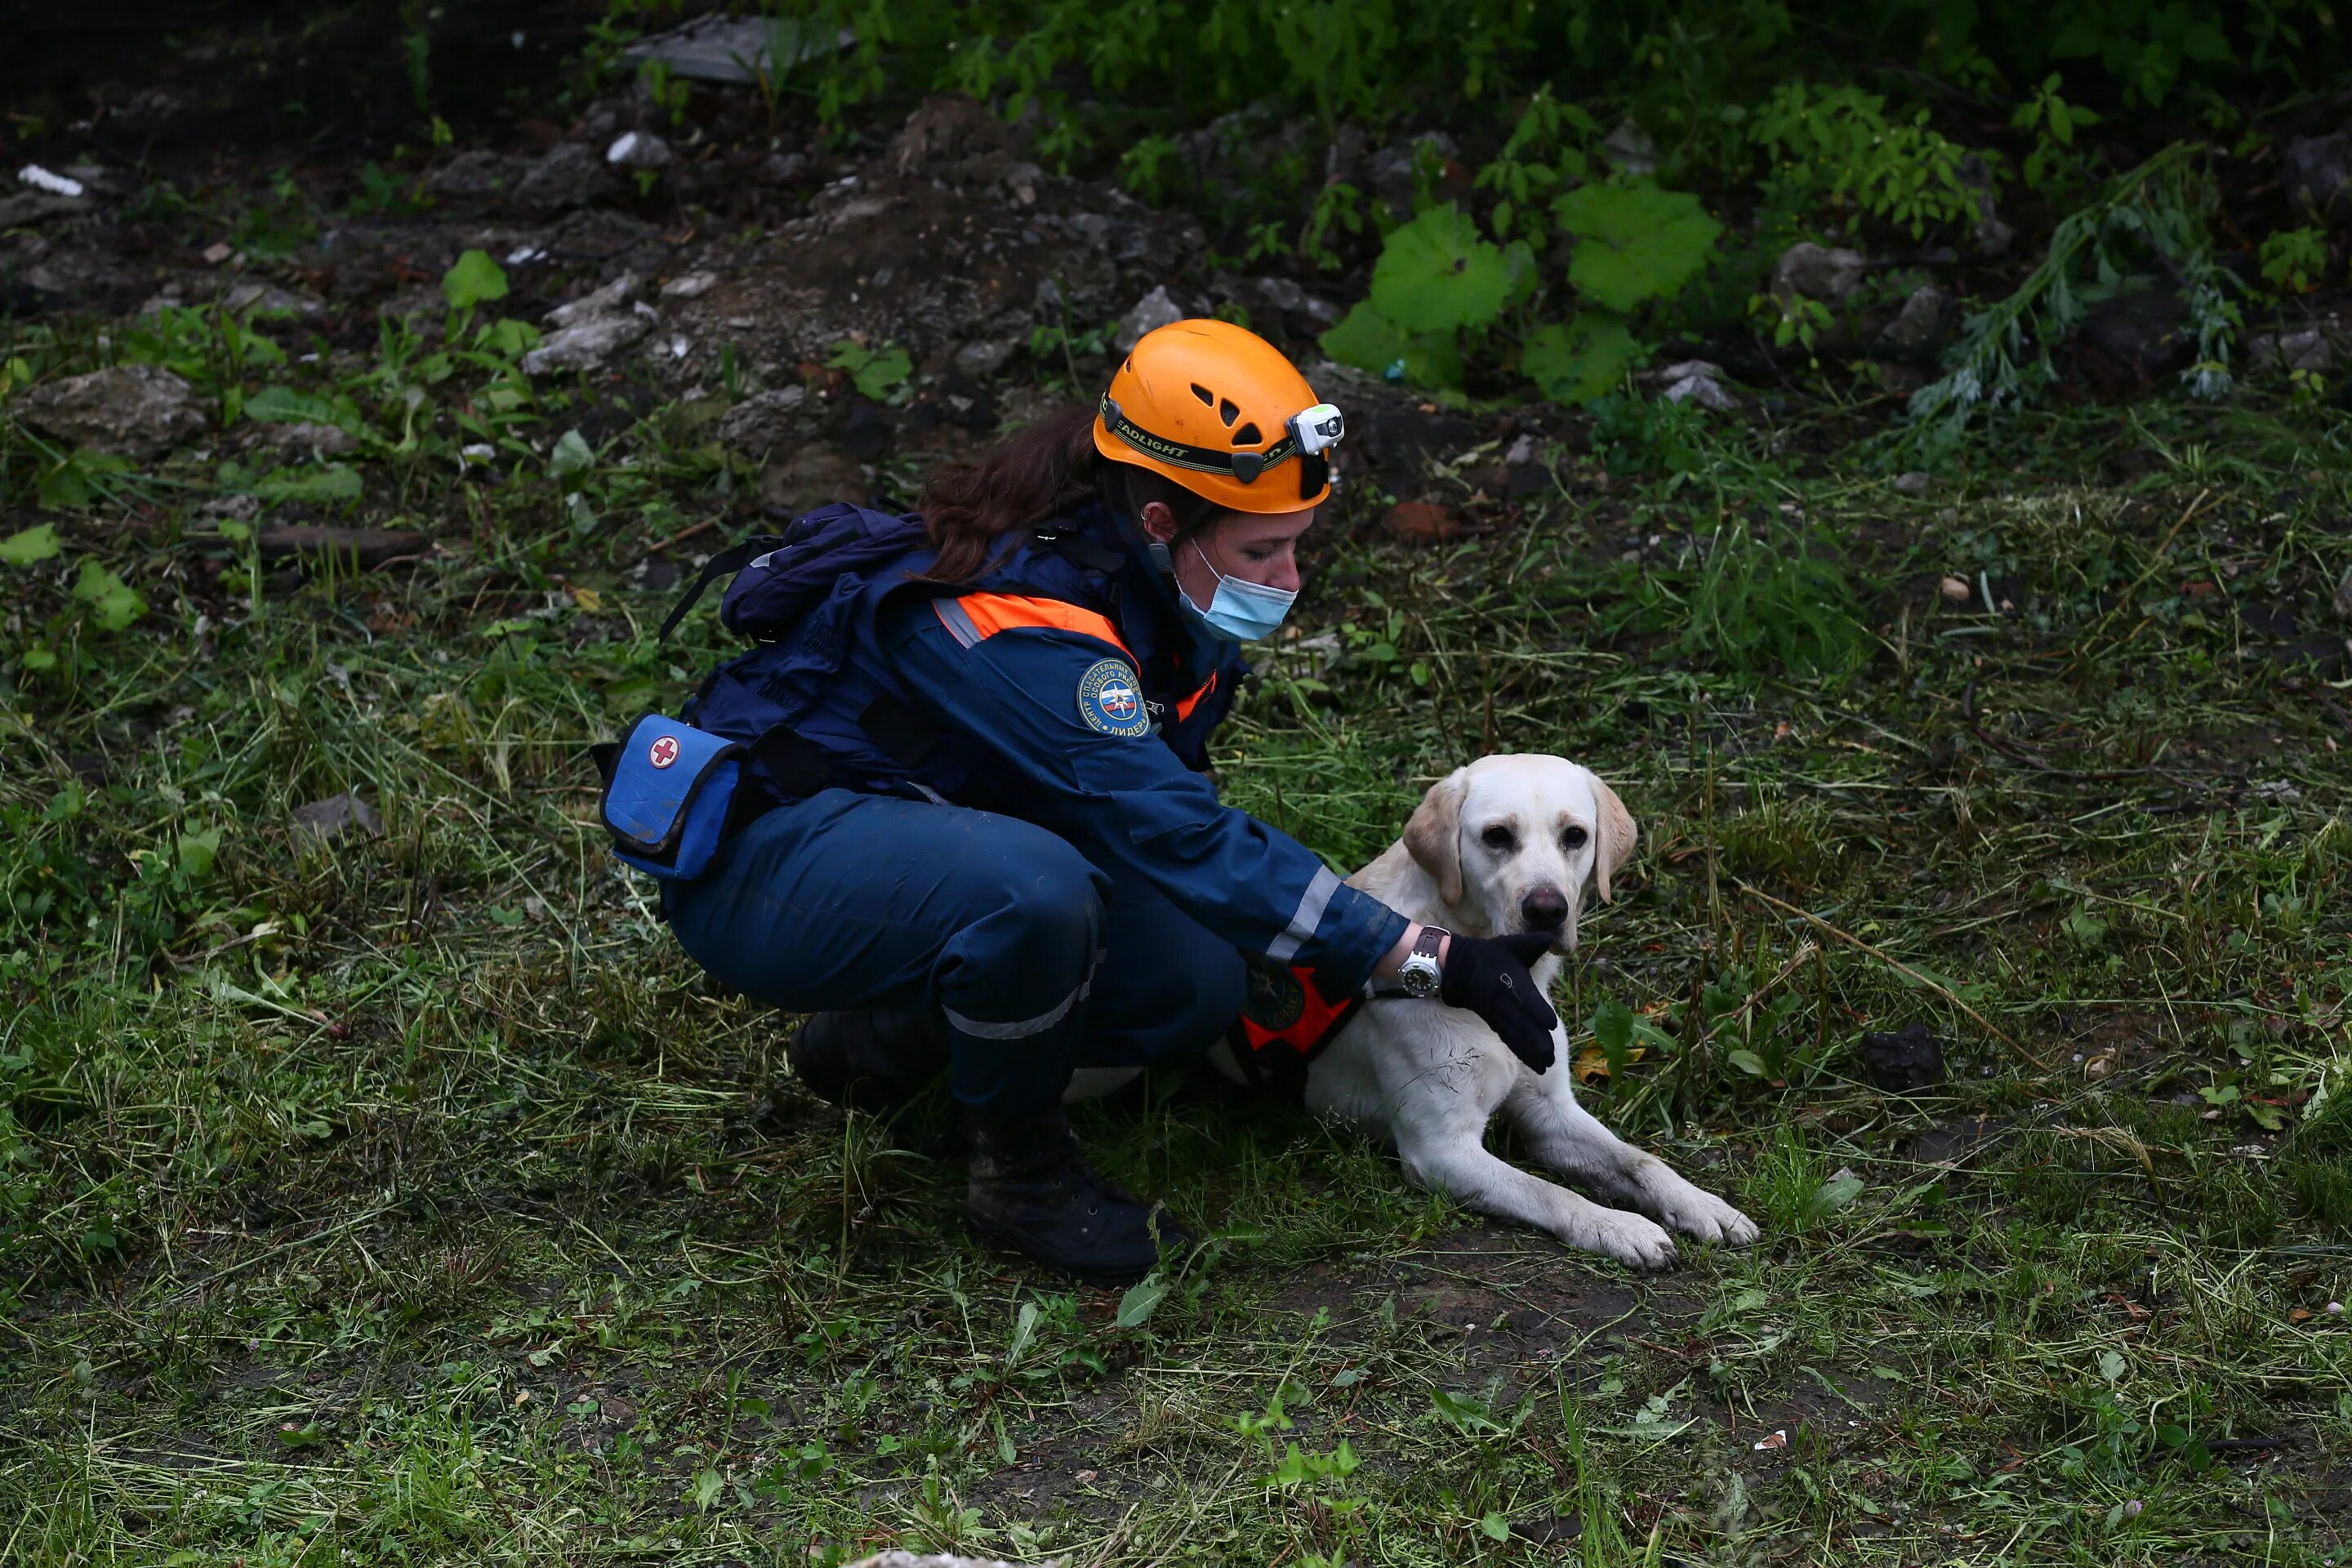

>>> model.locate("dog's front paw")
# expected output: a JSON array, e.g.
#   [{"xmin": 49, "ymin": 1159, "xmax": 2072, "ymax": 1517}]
[
  {"xmin": 1658, "ymin": 1187, "xmax": 1760, "ymax": 1248},
  {"xmin": 1581, "ymin": 1209, "xmax": 1679, "ymax": 1271}
]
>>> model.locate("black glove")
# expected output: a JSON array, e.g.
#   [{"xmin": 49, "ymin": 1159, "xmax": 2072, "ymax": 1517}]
[{"xmin": 1439, "ymin": 932, "xmax": 1561, "ymax": 1074}]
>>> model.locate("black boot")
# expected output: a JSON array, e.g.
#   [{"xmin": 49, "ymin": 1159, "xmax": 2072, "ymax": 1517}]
[
  {"xmin": 964, "ymin": 1106, "xmax": 1190, "ymax": 1287},
  {"xmin": 786, "ymin": 1009, "xmax": 948, "ymax": 1111}
]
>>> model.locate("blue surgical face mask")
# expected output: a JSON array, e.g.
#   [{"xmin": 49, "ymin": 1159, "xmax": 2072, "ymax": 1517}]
[{"xmin": 1182, "ymin": 536, "xmax": 1298, "ymax": 643}]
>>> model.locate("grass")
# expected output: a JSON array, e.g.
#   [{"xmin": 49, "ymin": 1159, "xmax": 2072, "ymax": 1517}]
[{"xmin": 6, "ymin": 312, "xmax": 2352, "ymax": 1566}]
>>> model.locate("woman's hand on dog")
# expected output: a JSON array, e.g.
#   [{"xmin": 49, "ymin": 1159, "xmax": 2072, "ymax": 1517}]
[{"xmin": 1438, "ymin": 932, "xmax": 1561, "ymax": 1073}]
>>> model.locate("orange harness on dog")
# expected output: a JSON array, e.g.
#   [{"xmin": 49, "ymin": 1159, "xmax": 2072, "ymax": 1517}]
[{"xmin": 1226, "ymin": 957, "xmax": 1414, "ymax": 1102}]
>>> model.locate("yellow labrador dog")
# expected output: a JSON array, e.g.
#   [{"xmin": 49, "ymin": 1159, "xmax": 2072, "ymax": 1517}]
[{"xmin": 1072, "ymin": 754, "xmax": 1757, "ymax": 1269}]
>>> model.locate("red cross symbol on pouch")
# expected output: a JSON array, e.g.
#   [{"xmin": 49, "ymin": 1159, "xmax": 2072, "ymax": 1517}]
[{"xmin": 648, "ymin": 734, "xmax": 681, "ymax": 769}]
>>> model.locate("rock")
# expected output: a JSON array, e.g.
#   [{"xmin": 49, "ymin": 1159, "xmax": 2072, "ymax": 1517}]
[
  {"xmin": 1363, "ymin": 130, "xmax": 1461, "ymax": 216},
  {"xmin": 759, "ymin": 443, "xmax": 868, "ymax": 514},
  {"xmin": 15, "ymin": 364, "xmax": 207, "ymax": 457},
  {"xmin": 2286, "ymin": 131, "xmax": 2352, "ymax": 225},
  {"xmin": 1114, "ymin": 285, "xmax": 1185, "ymax": 352},
  {"xmin": 954, "ymin": 338, "xmax": 1019, "ymax": 377},
  {"xmin": 220, "ymin": 281, "xmax": 320, "ymax": 318},
  {"xmin": 606, "ymin": 130, "xmax": 673, "ymax": 170},
  {"xmin": 1855, "ymin": 1023, "xmax": 1944, "ymax": 1093},
  {"xmin": 523, "ymin": 313, "xmax": 652, "ymax": 375},
  {"xmin": 2249, "ymin": 329, "xmax": 2338, "ymax": 375},
  {"xmin": 1894, "ymin": 471, "xmax": 1931, "ymax": 497},
  {"xmin": 1598, "ymin": 120, "xmax": 1659, "ymax": 177},
  {"xmin": 0, "ymin": 189, "xmax": 92, "ymax": 228},
  {"xmin": 546, "ymin": 272, "xmax": 641, "ymax": 327},
  {"xmin": 291, "ymin": 791, "xmax": 385, "ymax": 844},
  {"xmin": 759, "ymin": 150, "xmax": 810, "ymax": 185},
  {"xmin": 1645, "ymin": 360, "xmax": 1739, "ymax": 411},
  {"xmin": 2076, "ymin": 287, "xmax": 2189, "ymax": 385},
  {"xmin": 515, "ymin": 141, "xmax": 614, "ymax": 212},
  {"xmin": 1873, "ymin": 361, "xmax": 1928, "ymax": 396},
  {"xmin": 1250, "ymin": 274, "xmax": 1340, "ymax": 327},
  {"xmin": 1939, "ymin": 576, "xmax": 1971, "ymax": 603},
  {"xmin": 889, "ymin": 95, "xmax": 1019, "ymax": 175},
  {"xmin": 1771, "ymin": 243, "xmax": 1867, "ymax": 304},
  {"xmin": 1383, "ymin": 501, "xmax": 1461, "ymax": 542},
  {"xmin": 1958, "ymin": 153, "xmax": 2012, "ymax": 254},
  {"xmin": 1875, "ymin": 285, "xmax": 1948, "ymax": 359},
  {"xmin": 256, "ymin": 421, "xmax": 359, "ymax": 457},
  {"xmin": 256, "ymin": 525, "xmax": 428, "ymax": 568},
  {"xmin": 660, "ymin": 271, "xmax": 718, "ymax": 300},
  {"xmin": 430, "ymin": 149, "xmax": 525, "ymax": 200},
  {"xmin": 715, "ymin": 386, "xmax": 808, "ymax": 454},
  {"xmin": 621, "ymin": 12, "xmax": 852, "ymax": 83}
]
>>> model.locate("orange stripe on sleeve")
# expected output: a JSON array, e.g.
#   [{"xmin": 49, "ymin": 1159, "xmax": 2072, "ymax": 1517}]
[
  {"xmin": 934, "ymin": 594, "xmax": 1134, "ymax": 658},
  {"xmin": 1174, "ymin": 670, "xmax": 1218, "ymax": 722}
]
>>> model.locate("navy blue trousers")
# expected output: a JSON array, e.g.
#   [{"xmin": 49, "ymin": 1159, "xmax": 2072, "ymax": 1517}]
[{"xmin": 665, "ymin": 790, "xmax": 1248, "ymax": 1113}]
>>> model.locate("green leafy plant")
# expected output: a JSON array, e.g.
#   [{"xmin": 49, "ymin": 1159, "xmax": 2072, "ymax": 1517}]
[
  {"xmin": 1909, "ymin": 145, "xmax": 2238, "ymax": 443},
  {"xmin": 1552, "ymin": 183, "xmax": 1722, "ymax": 313},
  {"xmin": 2259, "ymin": 225, "xmax": 2328, "ymax": 296},
  {"xmin": 826, "ymin": 339, "xmax": 914, "ymax": 402},
  {"xmin": 1750, "ymin": 82, "xmax": 1986, "ymax": 238},
  {"xmin": 2012, "ymin": 73, "xmax": 2104, "ymax": 194}
]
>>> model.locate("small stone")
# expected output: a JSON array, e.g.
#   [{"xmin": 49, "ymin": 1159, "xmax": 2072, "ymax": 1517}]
[
  {"xmin": 545, "ymin": 272, "xmax": 640, "ymax": 327},
  {"xmin": 430, "ymin": 149, "xmax": 525, "ymax": 200},
  {"xmin": 954, "ymin": 338, "xmax": 1018, "ymax": 377},
  {"xmin": 1771, "ymin": 242, "xmax": 1868, "ymax": 303},
  {"xmin": 2251, "ymin": 329, "xmax": 2338, "ymax": 376},
  {"xmin": 1647, "ymin": 360, "xmax": 1738, "ymax": 411},
  {"xmin": 202, "ymin": 241, "xmax": 234, "ymax": 265},
  {"xmin": 1940, "ymin": 576, "xmax": 1971, "ymax": 604},
  {"xmin": 715, "ymin": 386, "xmax": 808, "ymax": 455},
  {"xmin": 1114, "ymin": 285, "xmax": 1185, "ymax": 352},
  {"xmin": 1894, "ymin": 470, "xmax": 1931, "ymax": 497},
  {"xmin": 256, "ymin": 421, "xmax": 359, "ymax": 457},
  {"xmin": 521, "ymin": 313, "xmax": 652, "ymax": 375},
  {"xmin": 292, "ymin": 792, "xmax": 384, "ymax": 844},
  {"xmin": 15, "ymin": 363, "xmax": 207, "ymax": 457},
  {"xmin": 759, "ymin": 150, "xmax": 810, "ymax": 185},
  {"xmin": 1382, "ymin": 501, "xmax": 1460, "ymax": 542},
  {"xmin": 515, "ymin": 141, "xmax": 614, "ymax": 213},
  {"xmin": 659, "ymin": 271, "xmax": 717, "ymax": 300},
  {"xmin": 1598, "ymin": 120, "xmax": 1658, "ymax": 177},
  {"xmin": 1876, "ymin": 285, "xmax": 1948, "ymax": 357},
  {"xmin": 606, "ymin": 130, "xmax": 673, "ymax": 169},
  {"xmin": 1855, "ymin": 1022, "xmax": 1944, "ymax": 1093},
  {"xmin": 2285, "ymin": 131, "xmax": 2352, "ymax": 225}
]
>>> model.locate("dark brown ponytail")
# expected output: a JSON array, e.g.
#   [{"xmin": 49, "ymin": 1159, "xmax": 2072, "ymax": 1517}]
[
  {"xmin": 919, "ymin": 406, "xmax": 1231, "ymax": 584},
  {"xmin": 917, "ymin": 408, "xmax": 1102, "ymax": 584}
]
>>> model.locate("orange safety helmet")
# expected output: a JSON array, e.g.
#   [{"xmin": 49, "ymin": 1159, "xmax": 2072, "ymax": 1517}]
[{"xmin": 1093, "ymin": 318, "xmax": 1345, "ymax": 513}]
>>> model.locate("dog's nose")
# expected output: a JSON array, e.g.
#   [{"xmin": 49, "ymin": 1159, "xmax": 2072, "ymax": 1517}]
[{"xmin": 1521, "ymin": 887, "xmax": 1570, "ymax": 932}]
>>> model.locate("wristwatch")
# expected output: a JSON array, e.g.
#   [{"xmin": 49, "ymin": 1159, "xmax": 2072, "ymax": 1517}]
[{"xmin": 1396, "ymin": 925, "xmax": 1448, "ymax": 999}]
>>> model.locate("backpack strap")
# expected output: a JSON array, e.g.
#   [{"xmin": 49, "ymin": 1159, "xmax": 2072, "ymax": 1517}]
[
  {"xmin": 1031, "ymin": 526, "xmax": 1129, "ymax": 575},
  {"xmin": 657, "ymin": 535, "xmax": 782, "ymax": 641}
]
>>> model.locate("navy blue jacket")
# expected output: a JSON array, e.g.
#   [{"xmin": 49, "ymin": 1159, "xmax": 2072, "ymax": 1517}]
[{"xmin": 682, "ymin": 501, "xmax": 1408, "ymax": 996}]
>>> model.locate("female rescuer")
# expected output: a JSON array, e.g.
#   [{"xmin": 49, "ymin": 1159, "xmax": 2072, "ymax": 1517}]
[{"xmin": 631, "ymin": 320, "xmax": 1559, "ymax": 1286}]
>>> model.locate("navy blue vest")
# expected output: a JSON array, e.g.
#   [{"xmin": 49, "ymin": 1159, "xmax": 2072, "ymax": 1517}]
[{"xmin": 681, "ymin": 501, "xmax": 1245, "ymax": 812}]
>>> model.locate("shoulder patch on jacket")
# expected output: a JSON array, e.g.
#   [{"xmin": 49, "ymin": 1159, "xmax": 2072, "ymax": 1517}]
[{"xmin": 1076, "ymin": 658, "xmax": 1151, "ymax": 737}]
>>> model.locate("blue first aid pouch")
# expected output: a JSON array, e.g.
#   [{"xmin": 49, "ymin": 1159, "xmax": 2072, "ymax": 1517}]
[{"xmin": 600, "ymin": 713, "xmax": 746, "ymax": 880}]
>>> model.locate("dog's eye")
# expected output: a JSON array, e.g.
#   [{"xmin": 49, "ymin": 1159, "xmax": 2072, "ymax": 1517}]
[
  {"xmin": 1480, "ymin": 824, "xmax": 1517, "ymax": 852},
  {"xmin": 1561, "ymin": 826, "xmax": 1589, "ymax": 849}
]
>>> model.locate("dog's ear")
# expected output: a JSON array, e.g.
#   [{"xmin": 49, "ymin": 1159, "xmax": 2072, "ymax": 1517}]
[
  {"xmin": 1590, "ymin": 774, "xmax": 1638, "ymax": 902},
  {"xmin": 1404, "ymin": 768, "xmax": 1468, "ymax": 906}
]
